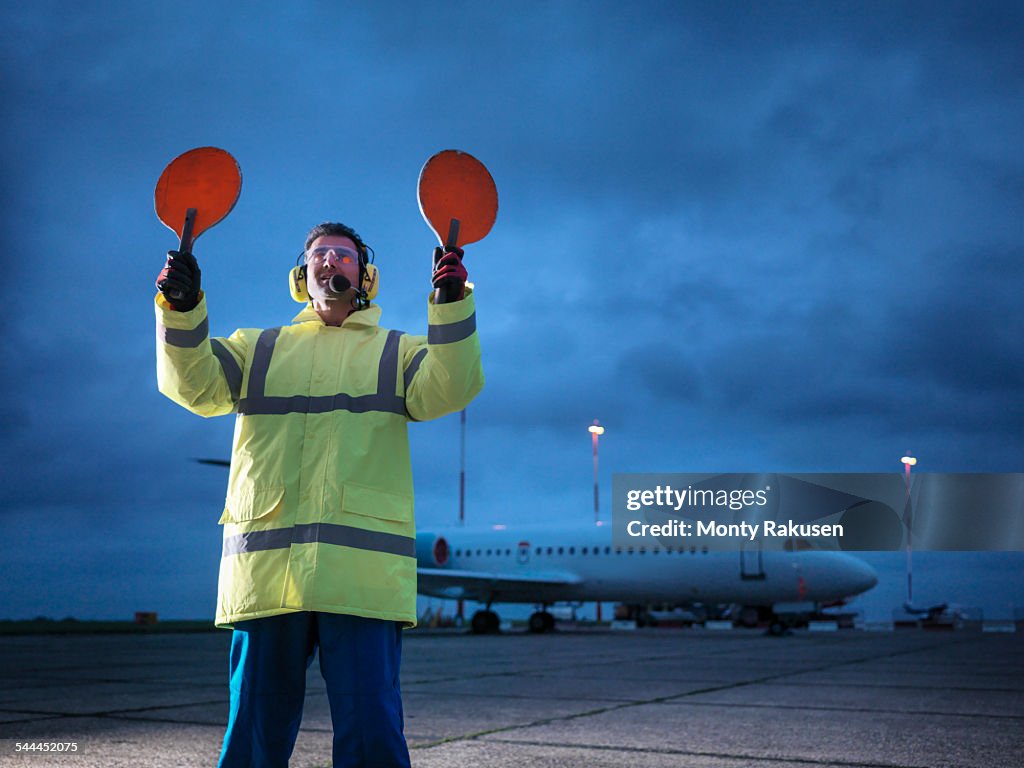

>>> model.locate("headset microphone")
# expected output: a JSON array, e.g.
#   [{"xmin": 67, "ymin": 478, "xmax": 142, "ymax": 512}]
[{"xmin": 329, "ymin": 274, "xmax": 352, "ymax": 294}]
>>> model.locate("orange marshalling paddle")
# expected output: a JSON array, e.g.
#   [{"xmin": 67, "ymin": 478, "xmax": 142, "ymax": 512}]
[
  {"xmin": 417, "ymin": 149, "xmax": 498, "ymax": 304},
  {"xmin": 154, "ymin": 147, "xmax": 242, "ymax": 299}
]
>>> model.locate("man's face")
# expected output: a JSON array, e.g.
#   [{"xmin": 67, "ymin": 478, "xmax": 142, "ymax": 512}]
[{"xmin": 305, "ymin": 235, "xmax": 361, "ymax": 301}]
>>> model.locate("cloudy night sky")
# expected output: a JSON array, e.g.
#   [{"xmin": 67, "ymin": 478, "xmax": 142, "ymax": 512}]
[{"xmin": 1, "ymin": 1, "xmax": 1021, "ymax": 621}]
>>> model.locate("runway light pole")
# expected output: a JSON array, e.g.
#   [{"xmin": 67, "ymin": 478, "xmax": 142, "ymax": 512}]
[
  {"xmin": 459, "ymin": 409, "xmax": 466, "ymax": 526},
  {"xmin": 589, "ymin": 420, "xmax": 605, "ymax": 524},
  {"xmin": 901, "ymin": 453, "xmax": 917, "ymax": 607},
  {"xmin": 589, "ymin": 419, "xmax": 605, "ymax": 624},
  {"xmin": 455, "ymin": 406, "xmax": 468, "ymax": 626},
  {"xmin": 458, "ymin": 285, "xmax": 473, "ymax": 527}
]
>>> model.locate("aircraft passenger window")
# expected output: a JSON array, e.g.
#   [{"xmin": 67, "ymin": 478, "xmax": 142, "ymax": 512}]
[
  {"xmin": 701, "ymin": 545, "xmax": 708, "ymax": 554},
  {"xmin": 615, "ymin": 547, "xmax": 622, "ymax": 554},
  {"xmin": 547, "ymin": 547, "xmax": 553, "ymax": 555},
  {"xmin": 582, "ymin": 547, "xmax": 589, "ymax": 555},
  {"xmin": 652, "ymin": 548, "xmax": 658, "ymax": 555},
  {"xmin": 455, "ymin": 549, "xmax": 461, "ymax": 556},
  {"xmin": 557, "ymin": 547, "xmax": 564, "ymax": 555},
  {"xmin": 476, "ymin": 549, "xmax": 482, "ymax": 556},
  {"xmin": 690, "ymin": 546, "xmax": 696, "ymax": 554},
  {"xmin": 568, "ymin": 547, "xmax": 575, "ymax": 555},
  {"xmin": 535, "ymin": 547, "xmax": 541, "ymax": 555},
  {"xmin": 486, "ymin": 549, "xmax": 492, "ymax": 555},
  {"xmin": 639, "ymin": 547, "xmax": 645, "ymax": 554},
  {"xmin": 605, "ymin": 546, "xmax": 611, "ymax": 554},
  {"xmin": 627, "ymin": 547, "xmax": 634, "ymax": 555},
  {"xmin": 506, "ymin": 549, "xmax": 511, "ymax": 556}
]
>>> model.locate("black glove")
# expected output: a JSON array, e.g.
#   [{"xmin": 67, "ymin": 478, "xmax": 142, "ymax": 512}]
[
  {"xmin": 156, "ymin": 250, "xmax": 201, "ymax": 312},
  {"xmin": 432, "ymin": 246, "xmax": 467, "ymax": 303}
]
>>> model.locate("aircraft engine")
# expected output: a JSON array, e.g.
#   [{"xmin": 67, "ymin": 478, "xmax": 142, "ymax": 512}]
[{"xmin": 415, "ymin": 533, "xmax": 450, "ymax": 567}]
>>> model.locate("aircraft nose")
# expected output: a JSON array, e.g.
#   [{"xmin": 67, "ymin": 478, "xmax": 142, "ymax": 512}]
[{"xmin": 847, "ymin": 557, "xmax": 878, "ymax": 595}]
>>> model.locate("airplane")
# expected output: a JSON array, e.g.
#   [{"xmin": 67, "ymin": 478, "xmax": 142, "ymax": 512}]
[{"xmin": 415, "ymin": 524, "xmax": 879, "ymax": 634}]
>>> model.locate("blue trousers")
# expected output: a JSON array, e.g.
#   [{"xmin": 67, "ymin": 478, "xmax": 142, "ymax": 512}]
[{"xmin": 217, "ymin": 612, "xmax": 411, "ymax": 768}]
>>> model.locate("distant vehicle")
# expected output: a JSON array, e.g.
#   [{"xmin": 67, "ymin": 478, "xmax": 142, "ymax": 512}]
[{"xmin": 416, "ymin": 524, "xmax": 878, "ymax": 634}]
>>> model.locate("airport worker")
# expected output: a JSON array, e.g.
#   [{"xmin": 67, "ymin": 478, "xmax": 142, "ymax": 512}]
[{"xmin": 154, "ymin": 221, "xmax": 483, "ymax": 767}]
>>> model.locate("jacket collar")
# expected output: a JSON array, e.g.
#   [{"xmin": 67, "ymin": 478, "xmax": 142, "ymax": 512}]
[{"xmin": 291, "ymin": 303, "xmax": 382, "ymax": 328}]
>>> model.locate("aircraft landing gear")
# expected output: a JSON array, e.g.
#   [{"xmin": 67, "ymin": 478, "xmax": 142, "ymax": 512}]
[
  {"xmin": 527, "ymin": 610, "xmax": 555, "ymax": 633},
  {"xmin": 470, "ymin": 610, "xmax": 500, "ymax": 634},
  {"xmin": 767, "ymin": 616, "xmax": 793, "ymax": 636}
]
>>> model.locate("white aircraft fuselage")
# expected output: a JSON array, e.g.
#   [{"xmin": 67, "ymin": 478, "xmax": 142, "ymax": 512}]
[{"xmin": 415, "ymin": 524, "xmax": 878, "ymax": 608}]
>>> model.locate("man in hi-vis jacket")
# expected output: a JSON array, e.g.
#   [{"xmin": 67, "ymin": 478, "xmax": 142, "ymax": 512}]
[{"xmin": 155, "ymin": 221, "xmax": 482, "ymax": 767}]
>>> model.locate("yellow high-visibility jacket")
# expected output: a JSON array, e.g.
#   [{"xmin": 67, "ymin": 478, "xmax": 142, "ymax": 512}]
[{"xmin": 155, "ymin": 290, "xmax": 483, "ymax": 628}]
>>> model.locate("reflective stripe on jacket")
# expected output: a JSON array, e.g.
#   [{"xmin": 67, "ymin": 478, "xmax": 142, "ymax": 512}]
[{"xmin": 155, "ymin": 290, "xmax": 483, "ymax": 628}]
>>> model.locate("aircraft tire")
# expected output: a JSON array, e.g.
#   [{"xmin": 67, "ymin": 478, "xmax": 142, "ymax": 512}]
[
  {"xmin": 768, "ymin": 618, "xmax": 787, "ymax": 636},
  {"xmin": 471, "ymin": 610, "xmax": 500, "ymax": 634},
  {"xmin": 528, "ymin": 611, "xmax": 556, "ymax": 633},
  {"xmin": 528, "ymin": 611, "xmax": 547, "ymax": 633}
]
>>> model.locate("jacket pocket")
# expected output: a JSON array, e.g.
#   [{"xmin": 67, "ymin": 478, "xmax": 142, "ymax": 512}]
[
  {"xmin": 219, "ymin": 486, "xmax": 285, "ymax": 525},
  {"xmin": 341, "ymin": 483, "xmax": 413, "ymax": 523}
]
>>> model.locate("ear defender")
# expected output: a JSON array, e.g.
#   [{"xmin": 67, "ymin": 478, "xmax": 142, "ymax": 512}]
[
  {"xmin": 362, "ymin": 263, "xmax": 379, "ymax": 300},
  {"xmin": 289, "ymin": 265, "xmax": 309, "ymax": 303}
]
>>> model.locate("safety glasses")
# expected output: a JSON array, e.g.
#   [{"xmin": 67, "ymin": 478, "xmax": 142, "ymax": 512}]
[{"xmin": 306, "ymin": 245, "xmax": 359, "ymax": 264}]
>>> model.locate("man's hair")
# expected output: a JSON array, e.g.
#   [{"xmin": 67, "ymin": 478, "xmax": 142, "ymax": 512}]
[{"xmin": 304, "ymin": 222, "xmax": 371, "ymax": 264}]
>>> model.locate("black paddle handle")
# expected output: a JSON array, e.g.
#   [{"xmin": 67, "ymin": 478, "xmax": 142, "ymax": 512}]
[
  {"xmin": 433, "ymin": 217, "xmax": 461, "ymax": 305},
  {"xmin": 168, "ymin": 208, "xmax": 197, "ymax": 301}
]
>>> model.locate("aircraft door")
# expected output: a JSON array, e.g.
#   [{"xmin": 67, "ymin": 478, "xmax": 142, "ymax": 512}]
[
  {"xmin": 740, "ymin": 540, "xmax": 766, "ymax": 580},
  {"xmin": 517, "ymin": 540, "xmax": 530, "ymax": 564}
]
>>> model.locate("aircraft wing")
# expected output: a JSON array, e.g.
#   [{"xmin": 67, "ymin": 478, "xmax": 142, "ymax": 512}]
[{"xmin": 417, "ymin": 567, "xmax": 582, "ymax": 603}]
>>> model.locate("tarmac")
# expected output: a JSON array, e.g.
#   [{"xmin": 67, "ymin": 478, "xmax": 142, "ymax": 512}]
[{"xmin": 0, "ymin": 626, "xmax": 1021, "ymax": 767}]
